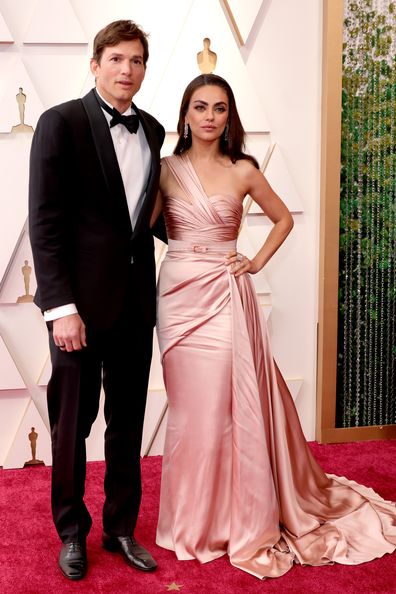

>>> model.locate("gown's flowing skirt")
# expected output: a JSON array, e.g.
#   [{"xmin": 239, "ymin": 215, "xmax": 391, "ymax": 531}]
[{"xmin": 155, "ymin": 155, "xmax": 396, "ymax": 579}]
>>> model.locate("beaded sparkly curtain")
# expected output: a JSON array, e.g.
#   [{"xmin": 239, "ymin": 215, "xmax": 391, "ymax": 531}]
[{"xmin": 337, "ymin": 0, "xmax": 396, "ymax": 427}]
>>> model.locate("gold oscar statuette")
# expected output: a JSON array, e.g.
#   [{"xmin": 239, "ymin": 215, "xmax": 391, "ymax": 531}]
[
  {"xmin": 11, "ymin": 87, "xmax": 34, "ymax": 133},
  {"xmin": 197, "ymin": 38, "xmax": 217, "ymax": 74},
  {"xmin": 24, "ymin": 427, "xmax": 45, "ymax": 467},
  {"xmin": 17, "ymin": 259, "xmax": 34, "ymax": 303}
]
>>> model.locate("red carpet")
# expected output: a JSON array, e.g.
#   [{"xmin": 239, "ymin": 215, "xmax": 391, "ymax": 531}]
[{"xmin": 1, "ymin": 440, "xmax": 396, "ymax": 594}]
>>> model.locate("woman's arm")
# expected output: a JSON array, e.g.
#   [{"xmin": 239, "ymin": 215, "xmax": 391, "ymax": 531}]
[
  {"xmin": 227, "ymin": 161, "xmax": 294, "ymax": 276},
  {"xmin": 150, "ymin": 189, "xmax": 163, "ymax": 228}
]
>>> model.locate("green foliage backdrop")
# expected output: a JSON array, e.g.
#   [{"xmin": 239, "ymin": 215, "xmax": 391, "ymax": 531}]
[{"xmin": 337, "ymin": 0, "xmax": 396, "ymax": 427}]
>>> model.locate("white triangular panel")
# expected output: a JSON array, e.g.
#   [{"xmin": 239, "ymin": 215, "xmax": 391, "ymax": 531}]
[
  {"xmin": 23, "ymin": 53, "xmax": 89, "ymax": 109},
  {"xmin": 0, "ymin": 12, "xmax": 13, "ymax": 43},
  {"xmin": 155, "ymin": 237, "xmax": 167, "ymax": 266},
  {"xmin": 256, "ymin": 300, "xmax": 272, "ymax": 321},
  {"xmin": 86, "ymin": 391, "xmax": 106, "ymax": 462},
  {"xmin": 161, "ymin": 133, "xmax": 178, "ymax": 159},
  {"xmin": 149, "ymin": 0, "xmax": 270, "ymax": 131},
  {"xmin": 0, "ymin": 390, "xmax": 30, "ymax": 465},
  {"xmin": 245, "ymin": 133, "xmax": 272, "ymax": 170},
  {"xmin": 79, "ymin": 67, "xmax": 95, "ymax": 98},
  {"xmin": 154, "ymin": 239, "xmax": 167, "ymax": 283},
  {"xmin": 30, "ymin": 385, "xmax": 50, "ymax": 432},
  {"xmin": 149, "ymin": 330, "xmax": 165, "ymax": 390},
  {"xmin": 257, "ymin": 291, "xmax": 271, "ymax": 306},
  {"xmin": 130, "ymin": 0, "xmax": 195, "ymax": 109},
  {"xmin": 141, "ymin": 390, "xmax": 168, "ymax": 456},
  {"xmin": 251, "ymin": 269, "xmax": 271, "ymax": 295},
  {"xmin": 3, "ymin": 398, "xmax": 51, "ymax": 469},
  {"xmin": 0, "ymin": 56, "xmax": 44, "ymax": 131},
  {"xmin": 237, "ymin": 224, "xmax": 271, "ymax": 293},
  {"xmin": 0, "ymin": 1, "xmax": 36, "ymax": 41},
  {"xmin": 0, "ymin": 304, "xmax": 49, "ymax": 385},
  {"xmin": 145, "ymin": 408, "xmax": 168, "ymax": 456},
  {"xmin": 240, "ymin": 137, "xmax": 272, "ymax": 220},
  {"xmin": 0, "ymin": 222, "xmax": 36, "ymax": 304},
  {"xmin": 24, "ymin": 0, "xmax": 87, "ymax": 44},
  {"xmin": 0, "ymin": 54, "xmax": 17, "ymax": 118},
  {"xmin": 263, "ymin": 305, "xmax": 272, "ymax": 320},
  {"xmin": 37, "ymin": 354, "xmax": 51, "ymax": 386},
  {"xmin": 249, "ymin": 144, "xmax": 304, "ymax": 214},
  {"xmin": 0, "ymin": 136, "xmax": 32, "ymax": 284},
  {"xmin": 222, "ymin": 0, "xmax": 264, "ymax": 45},
  {"xmin": 0, "ymin": 336, "xmax": 25, "ymax": 389},
  {"xmin": 286, "ymin": 378, "xmax": 303, "ymax": 402},
  {"xmin": 237, "ymin": 222, "xmax": 258, "ymax": 259}
]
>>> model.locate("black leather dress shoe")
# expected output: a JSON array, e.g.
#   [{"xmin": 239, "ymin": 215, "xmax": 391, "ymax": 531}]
[
  {"xmin": 102, "ymin": 533, "xmax": 157, "ymax": 572},
  {"xmin": 58, "ymin": 541, "xmax": 87, "ymax": 580}
]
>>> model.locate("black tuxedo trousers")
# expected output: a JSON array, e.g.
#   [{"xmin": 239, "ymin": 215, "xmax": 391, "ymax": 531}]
[{"xmin": 47, "ymin": 268, "xmax": 153, "ymax": 542}]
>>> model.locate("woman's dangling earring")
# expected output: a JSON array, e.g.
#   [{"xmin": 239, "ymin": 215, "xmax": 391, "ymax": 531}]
[
  {"xmin": 183, "ymin": 122, "xmax": 189, "ymax": 139},
  {"xmin": 224, "ymin": 124, "xmax": 229, "ymax": 142}
]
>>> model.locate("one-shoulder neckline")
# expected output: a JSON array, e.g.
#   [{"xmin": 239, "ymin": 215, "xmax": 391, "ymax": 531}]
[{"xmin": 164, "ymin": 154, "xmax": 243, "ymax": 207}]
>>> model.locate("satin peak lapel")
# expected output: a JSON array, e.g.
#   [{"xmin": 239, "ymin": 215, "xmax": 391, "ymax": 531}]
[
  {"xmin": 132, "ymin": 103, "xmax": 161, "ymax": 237},
  {"xmin": 81, "ymin": 89, "xmax": 132, "ymax": 233}
]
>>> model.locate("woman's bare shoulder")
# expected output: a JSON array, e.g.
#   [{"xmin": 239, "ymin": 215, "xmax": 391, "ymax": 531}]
[
  {"xmin": 233, "ymin": 157, "xmax": 262, "ymax": 187},
  {"xmin": 235, "ymin": 157, "xmax": 259, "ymax": 172}
]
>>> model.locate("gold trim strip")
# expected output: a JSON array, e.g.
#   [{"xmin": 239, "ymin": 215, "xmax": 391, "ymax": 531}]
[{"xmin": 316, "ymin": 0, "xmax": 344, "ymax": 442}]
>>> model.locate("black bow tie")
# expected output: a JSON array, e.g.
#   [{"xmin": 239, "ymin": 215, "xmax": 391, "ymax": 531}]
[
  {"xmin": 109, "ymin": 110, "xmax": 139, "ymax": 133},
  {"xmin": 95, "ymin": 90, "xmax": 139, "ymax": 134}
]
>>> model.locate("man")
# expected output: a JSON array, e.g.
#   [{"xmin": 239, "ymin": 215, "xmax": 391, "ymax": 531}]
[{"xmin": 29, "ymin": 20, "xmax": 165, "ymax": 581}]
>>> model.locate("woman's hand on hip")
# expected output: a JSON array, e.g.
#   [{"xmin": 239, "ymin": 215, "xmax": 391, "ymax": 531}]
[{"xmin": 225, "ymin": 251, "xmax": 260, "ymax": 276}]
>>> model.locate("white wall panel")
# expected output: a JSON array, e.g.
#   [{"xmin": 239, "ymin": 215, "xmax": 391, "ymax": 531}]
[
  {"xmin": 24, "ymin": 0, "xmax": 87, "ymax": 44},
  {"xmin": 0, "ymin": 390, "xmax": 29, "ymax": 463},
  {"xmin": 0, "ymin": 10, "xmax": 12, "ymax": 42},
  {"xmin": 0, "ymin": 336, "xmax": 25, "ymax": 389},
  {"xmin": 0, "ymin": 136, "xmax": 31, "ymax": 283},
  {"xmin": 23, "ymin": 53, "xmax": 89, "ymax": 110},
  {"xmin": 0, "ymin": 0, "xmax": 322, "ymax": 466},
  {"xmin": 0, "ymin": 1, "xmax": 37, "ymax": 43}
]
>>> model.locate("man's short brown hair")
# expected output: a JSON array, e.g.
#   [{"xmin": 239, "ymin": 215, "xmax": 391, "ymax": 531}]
[{"xmin": 92, "ymin": 20, "xmax": 149, "ymax": 65}]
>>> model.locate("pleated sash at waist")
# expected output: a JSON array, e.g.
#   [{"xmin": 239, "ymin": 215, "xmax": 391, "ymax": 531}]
[{"xmin": 167, "ymin": 238, "xmax": 237, "ymax": 257}]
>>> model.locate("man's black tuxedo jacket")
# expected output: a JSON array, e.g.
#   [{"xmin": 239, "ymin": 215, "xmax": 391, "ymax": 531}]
[{"xmin": 29, "ymin": 89, "xmax": 165, "ymax": 331}]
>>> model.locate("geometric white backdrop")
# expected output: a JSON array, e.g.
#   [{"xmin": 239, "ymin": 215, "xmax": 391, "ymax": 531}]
[{"xmin": 0, "ymin": 0, "xmax": 323, "ymax": 468}]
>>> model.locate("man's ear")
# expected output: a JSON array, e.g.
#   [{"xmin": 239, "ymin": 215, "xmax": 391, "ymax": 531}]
[{"xmin": 90, "ymin": 58, "xmax": 99, "ymax": 78}]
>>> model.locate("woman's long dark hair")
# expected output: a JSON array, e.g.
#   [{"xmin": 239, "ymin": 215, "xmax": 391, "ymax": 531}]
[{"xmin": 174, "ymin": 74, "xmax": 259, "ymax": 169}]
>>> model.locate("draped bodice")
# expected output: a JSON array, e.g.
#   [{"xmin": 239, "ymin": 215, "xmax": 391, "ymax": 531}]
[{"xmin": 162, "ymin": 155, "xmax": 242, "ymax": 244}]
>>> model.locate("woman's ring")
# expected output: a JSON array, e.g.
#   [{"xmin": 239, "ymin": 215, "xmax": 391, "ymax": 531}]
[{"xmin": 237, "ymin": 253, "xmax": 243, "ymax": 262}]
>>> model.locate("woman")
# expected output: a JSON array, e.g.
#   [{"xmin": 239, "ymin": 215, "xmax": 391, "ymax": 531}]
[{"xmin": 151, "ymin": 74, "xmax": 396, "ymax": 579}]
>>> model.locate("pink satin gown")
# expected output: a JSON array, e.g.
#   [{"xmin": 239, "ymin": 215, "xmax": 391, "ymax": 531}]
[{"xmin": 155, "ymin": 154, "xmax": 396, "ymax": 579}]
